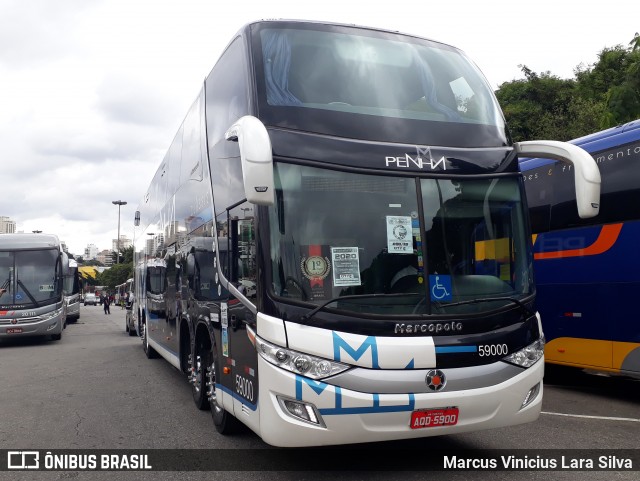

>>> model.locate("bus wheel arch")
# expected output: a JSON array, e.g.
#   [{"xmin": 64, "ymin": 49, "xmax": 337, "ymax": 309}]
[{"xmin": 142, "ymin": 312, "xmax": 157, "ymax": 359}]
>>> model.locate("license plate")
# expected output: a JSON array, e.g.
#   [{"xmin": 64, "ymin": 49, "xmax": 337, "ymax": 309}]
[
  {"xmin": 410, "ymin": 407, "xmax": 459, "ymax": 429},
  {"xmin": 6, "ymin": 327, "xmax": 23, "ymax": 334}
]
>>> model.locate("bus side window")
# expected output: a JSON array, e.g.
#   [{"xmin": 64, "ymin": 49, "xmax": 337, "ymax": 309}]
[{"xmin": 229, "ymin": 204, "xmax": 257, "ymax": 300}]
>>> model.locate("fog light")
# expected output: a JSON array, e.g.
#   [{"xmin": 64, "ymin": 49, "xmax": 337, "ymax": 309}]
[
  {"xmin": 521, "ymin": 382, "xmax": 541, "ymax": 409},
  {"xmin": 278, "ymin": 396, "xmax": 324, "ymax": 427}
]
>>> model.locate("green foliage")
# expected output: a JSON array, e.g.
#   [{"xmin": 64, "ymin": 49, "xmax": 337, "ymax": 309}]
[
  {"xmin": 496, "ymin": 68, "xmax": 579, "ymax": 141},
  {"xmin": 83, "ymin": 259, "xmax": 104, "ymax": 267},
  {"xmin": 496, "ymin": 35, "xmax": 640, "ymax": 141},
  {"xmin": 574, "ymin": 46, "xmax": 630, "ymax": 101},
  {"xmin": 96, "ymin": 263, "xmax": 133, "ymax": 290},
  {"xmin": 121, "ymin": 246, "xmax": 134, "ymax": 264},
  {"xmin": 111, "ymin": 245, "xmax": 134, "ymax": 265}
]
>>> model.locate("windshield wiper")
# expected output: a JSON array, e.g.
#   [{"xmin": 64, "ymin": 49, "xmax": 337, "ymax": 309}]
[
  {"xmin": 433, "ymin": 296, "xmax": 534, "ymax": 318},
  {"xmin": 17, "ymin": 279, "xmax": 41, "ymax": 308},
  {"xmin": 300, "ymin": 293, "xmax": 421, "ymax": 321},
  {"xmin": 0, "ymin": 278, "xmax": 9, "ymax": 300}
]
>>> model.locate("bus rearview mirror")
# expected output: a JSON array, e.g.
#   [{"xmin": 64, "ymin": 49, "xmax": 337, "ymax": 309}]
[
  {"xmin": 515, "ymin": 140, "xmax": 601, "ymax": 219},
  {"xmin": 225, "ymin": 116, "xmax": 274, "ymax": 206}
]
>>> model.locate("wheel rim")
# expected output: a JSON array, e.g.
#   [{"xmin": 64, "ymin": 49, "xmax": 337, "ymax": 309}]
[
  {"xmin": 207, "ymin": 355, "xmax": 221, "ymax": 412},
  {"xmin": 193, "ymin": 356, "xmax": 203, "ymax": 395}
]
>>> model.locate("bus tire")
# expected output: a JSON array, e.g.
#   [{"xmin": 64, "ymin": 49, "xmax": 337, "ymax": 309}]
[
  {"xmin": 191, "ymin": 340, "xmax": 210, "ymax": 411},
  {"xmin": 126, "ymin": 312, "xmax": 136, "ymax": 336},
  {"xmin": 51, "ymin": 329, "xmax": 62, "ymax": 341},
  {"xmin": 209, "ymin": 345, "xmax": 241, "ymax": 434},
  {"xmin": 143, "ymin": 322, "xmax": 158, "ymax": 359}
]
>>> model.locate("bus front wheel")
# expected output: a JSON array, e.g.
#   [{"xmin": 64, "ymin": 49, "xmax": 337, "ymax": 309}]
[{"xmin": 208, "ymin": 345, "xmax": 241, "ymax": 434}]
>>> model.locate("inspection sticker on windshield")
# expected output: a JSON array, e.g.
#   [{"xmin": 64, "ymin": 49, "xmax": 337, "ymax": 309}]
[
  {"xmin": 39, "ymin": 284, "xmax": 54, "ymax": 292},
  {"xmin": 386, "ymin": 216, "xmax": 413, "ymax": 254},
  {"xmin": 331, "ymin": 247, "xmax": 361, "ymax": 287}
]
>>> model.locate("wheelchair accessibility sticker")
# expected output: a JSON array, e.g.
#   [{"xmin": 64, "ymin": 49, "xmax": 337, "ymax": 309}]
[{"xmin": 429, "ymin": 275, "xmax": 452, "ymax": 301}]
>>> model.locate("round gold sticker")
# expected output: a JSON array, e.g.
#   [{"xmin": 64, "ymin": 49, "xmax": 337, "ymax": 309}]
[{"xmin": 301, "ymin": 256, "xmax": 331, "ymax": 280}]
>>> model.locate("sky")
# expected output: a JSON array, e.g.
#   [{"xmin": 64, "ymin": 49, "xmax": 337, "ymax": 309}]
[{"xmin": 0, "ymin": 0, "xmax": 637, "ymax": 256}]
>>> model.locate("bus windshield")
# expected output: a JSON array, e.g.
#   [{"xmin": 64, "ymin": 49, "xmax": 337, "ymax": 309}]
[
  {"xmin": 268, "ymin": 163, "xmax": 533, "ymax": 316},
  {"xmin": 0, "ymin": 249, "xmax": 61, "ymax": 307},
  {"xmin": 253, "ymin": 23, "xmax": 508, "ymax": 146},
  {"xmin": 64, "ymin": 267, "xmax": 80, "ymax": 296}
]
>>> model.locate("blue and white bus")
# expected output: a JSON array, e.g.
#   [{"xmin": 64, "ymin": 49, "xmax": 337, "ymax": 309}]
[
  {"xmin": 521, "ymin": 119, "xmax": 640, "ymax": 379},
  {"xmin": 0, "ymin": 233, "xmax": 68, "ymax": 341},
  {"xmin": 132, "ymin": 20, "xmax": 601, "ymax": 446}
]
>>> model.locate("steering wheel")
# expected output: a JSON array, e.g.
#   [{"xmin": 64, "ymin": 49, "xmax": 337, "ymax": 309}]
[{"xmin": 284, "ymin": 276, "xmax": 309, "ymax": 301}]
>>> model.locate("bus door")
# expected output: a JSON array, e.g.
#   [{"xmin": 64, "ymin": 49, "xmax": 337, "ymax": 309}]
[{"xmin": 221, "ymin": 205, "xmax": 259, "ymax": 419}]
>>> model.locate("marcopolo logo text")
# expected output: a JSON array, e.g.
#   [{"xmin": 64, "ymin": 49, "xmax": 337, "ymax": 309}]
[{"xmin": 394, "ymin": 322, "xmax": 463, "ymax": 334}]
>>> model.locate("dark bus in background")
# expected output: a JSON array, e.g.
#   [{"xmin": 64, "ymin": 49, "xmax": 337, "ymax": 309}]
[
  {"xmin": 64, "ymin": 258, "xmax": 81, "ymax": 322},
  {"xmin": 132, "ymin": 20, "xmax": 601, "ymax": 446},
  {"xmin": 0, "ymin": 233, "xmax": 67, "ymax": 341},
  {"xmin": 521, "ymin": 119, "xmax": 640, "ymax": 378}
]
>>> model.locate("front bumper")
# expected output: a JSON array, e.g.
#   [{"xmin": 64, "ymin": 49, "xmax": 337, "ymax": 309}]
[
  {"xmin": 256, "ymin": 356, "xmax": 543, "ymax": 447},
  {"xmin": 0, "ymin": 311, "xmax": 64, "ymax": 338},
  {"xmin": 66, "ymin": 302, "xmax": 80, "ymax": 319}
]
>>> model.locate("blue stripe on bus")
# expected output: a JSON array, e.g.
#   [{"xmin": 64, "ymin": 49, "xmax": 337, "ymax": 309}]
[
  {"xmin": 215, "ymin": 383, "xmax": 258, "ymax": 411},
  {"xmin": 435, "ymin": 345, "xmax": 477, "ymax": 353}
]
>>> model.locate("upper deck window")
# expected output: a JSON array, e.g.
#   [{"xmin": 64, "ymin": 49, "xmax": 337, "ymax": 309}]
[{"xmin": 252, "ymin": 22, "xmax": 509, "ymax": 147}]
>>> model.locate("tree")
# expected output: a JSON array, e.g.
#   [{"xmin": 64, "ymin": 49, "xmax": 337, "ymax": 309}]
[
  {"xmin": 96, "ymin": 263, "xmax": 133, "ymax": 290},
  {"xmin": 495, "ymin": 66, "xmax": 579, "ymax": 141},
  {"xmin": 574, "ymin": 46, "xmax": 630, "ymax": 102},
  {"xmin": 83, "ymin": 259, "xmax": 104, "ymax": 267},
  {"xmin": 630, "ymin": 32, "xmax": 640, "ymax": 52},
  {"xmin": 111, "ymin": 245, "xmax": 134, "ymax": 265},
  {"xmin": 496, "ymin": 34, "xmax": 640, "ymax": 140}
]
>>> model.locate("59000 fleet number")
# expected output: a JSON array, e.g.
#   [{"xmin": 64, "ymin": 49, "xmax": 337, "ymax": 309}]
[{"xmin": 478, "ymin": 344, "xmax": 508, "ymax": 357}]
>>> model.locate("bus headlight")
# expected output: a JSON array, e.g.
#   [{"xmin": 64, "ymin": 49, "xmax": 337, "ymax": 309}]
[
  {"xmin": 502, "ymin": 337, "xmax": 545, "ymax": 368},
  {"xmin": 41, "ymin": 307, "xmax": 63, "ymax": 321},
  {"xmin": 255, "ymin": 336, "xmax": 350, "ymax": 379}
]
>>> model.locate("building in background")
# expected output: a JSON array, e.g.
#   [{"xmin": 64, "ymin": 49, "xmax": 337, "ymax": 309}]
[
  {"xmin": 0, "ymin": 216, "xmax": 17, "ymax": 234},
  {"xmin": 97, "ymin": 249, "xmax": 114, "ymax": 267},
  {"xmin": 84, "ymin": 243, "xmax": 99, "ymax": 260},
  {"xmin": 111, "ymin": 235, "xmax": 132, "ymax": 253}
]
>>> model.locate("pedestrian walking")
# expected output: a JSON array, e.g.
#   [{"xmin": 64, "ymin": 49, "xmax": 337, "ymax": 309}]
[{"xmin": 103, "ymin": 296, "xmax": 111, "ymax": 315}]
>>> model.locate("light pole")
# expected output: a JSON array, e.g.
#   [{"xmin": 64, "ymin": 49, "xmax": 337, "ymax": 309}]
[{"xmin": 112, "ymin": 200, "xmax": 127, "ymax": 264}]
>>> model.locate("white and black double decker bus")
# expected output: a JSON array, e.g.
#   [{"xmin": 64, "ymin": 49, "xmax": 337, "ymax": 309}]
[
  {"xmin": 132, "ymin": 20, "xmax": 601, "ymax": 447},
  {"xmin": 0, "ymin": 233, "xmax": 68, "ymax": 341}
]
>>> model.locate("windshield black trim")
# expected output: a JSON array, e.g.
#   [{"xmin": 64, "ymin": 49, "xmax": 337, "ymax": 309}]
[{"xmin": 273, "ymin": 156, "xmax": 523, "ymax": 180}]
